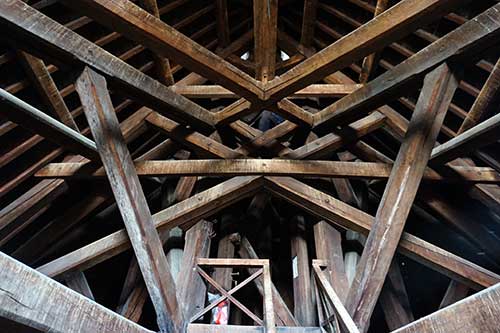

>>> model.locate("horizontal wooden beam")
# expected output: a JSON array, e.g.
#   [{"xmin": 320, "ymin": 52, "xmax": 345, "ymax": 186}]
[
  {"xmin": 264, "ymin": 176, "xmax": 500, "ymax": 290},
  {"xmin": 36, "ymin": 160, "xmax": 500, "ymax": 184},
  {"xmin": 0, "ymin": 88, "xmax": 99, "ymax": 161},
  {"xmin": 0, "ymin": 252, "xmax": 152, "ymax": 333},
  {"xmin": 170, "ymin": 84, "xmax": 360, "ymax": 99},
  {"xmin": 0, "ymin": 0, "xmax": 214, "ymax": 131},
  {"xmin": 313, "ymin": 3, "xmax": 500, "ymax": 129},
  {"xmin": 265, "ymin": 0, "xmax": 467, "ymax": 103},
  {"xmin": 37, "ymin": 176, "xmax": 263, "ymax": 278},
  {"xmin": 62, "ymin": 0, "xmax": 264, "ymax": 102}
]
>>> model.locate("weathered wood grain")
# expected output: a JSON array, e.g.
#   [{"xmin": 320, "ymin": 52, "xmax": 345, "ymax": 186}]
[
  {"xmin": 0, "ymin": 252, "xmax": 153, "ymax": 333},
  {"xmin": 75, "ymin": 67, "xmax": 184, "ymax": 332}
]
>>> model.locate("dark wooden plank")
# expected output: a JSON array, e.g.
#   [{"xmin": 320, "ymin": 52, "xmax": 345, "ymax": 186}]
[
  {"xmin": 0, "ymin": 0, "xmax": 214, "ymax": 131},
  {"xmin": 62, "ymin": 0, "xmax": 264, "ymax": 101},
  {"xmin": 0, "ymin": 252, "xmax": 153, "ymax": 333},
  {"xmin": 314, "ymin": 3, "xmax": 500, "ymax": 129},
  {"xmin": 345, "ymin": 64, "xmax": 459, "ymax": 332},
  {"xmin": 75, "ymin": 67, "xmax": 184, "ymax": 331}
]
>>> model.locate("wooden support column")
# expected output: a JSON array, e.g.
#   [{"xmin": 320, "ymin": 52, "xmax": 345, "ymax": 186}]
[
  {"xmin": 290, "ymin": 215, "xmax": 316, "ymax": 326},
  {"xmin": 345, "ymin": 64, "xmax": 460, "ymax": 332},
  {"xmin": 75, "ymin": 67, "xmax": 184, "ymax": 332},
  {"xmin": 254, "ymin": 0, "xmax": 278, "ymax": 83},
  {"xmin": 458, "ymin": 57, "xmax": 500, "ymax": 134},
  {"xmin": 359, "ymin": 0, "xmax": 390, "ymax": 83},
  {"xmin": 216, "ymin": 0, "xmax": 231, "ymax": 48},
  {"xmin": 138, "ymin": 0, "xmax": 174, "ymax": 85},
  {"xmin": 0, "ymin": 252, "xmax": 152, "ymax": 333},
  {"xmin": 314, "ymin": 221, "xmax": 349, "ymax": 302},
  {"xmin": 177, "ymin": 220, "xmax": 213, "ymax": 319},
  {"xmin": 300, "ymin": 0, "xmax": 318, "ymax": 48}
]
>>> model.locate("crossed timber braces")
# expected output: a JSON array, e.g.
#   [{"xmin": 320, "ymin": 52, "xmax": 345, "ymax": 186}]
[{"xmin": 1, "ymin": 0, "xmax": 500, "ymax": 332}]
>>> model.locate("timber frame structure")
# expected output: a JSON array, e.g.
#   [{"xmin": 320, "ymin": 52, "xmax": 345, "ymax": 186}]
[{"xmin": 1, "ymin": 0, "xmax": 500, "ymax": 332}]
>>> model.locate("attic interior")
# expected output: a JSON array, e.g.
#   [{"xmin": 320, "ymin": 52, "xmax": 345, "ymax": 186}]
[{"xmin": 1, "ymin": 0, "xmax": 500, "ymax": 332}]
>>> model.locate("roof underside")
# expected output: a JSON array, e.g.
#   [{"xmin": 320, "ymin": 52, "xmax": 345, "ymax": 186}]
[{"xmin": 1, "ymin": 0, "xmax": 500, "ymax": 332}]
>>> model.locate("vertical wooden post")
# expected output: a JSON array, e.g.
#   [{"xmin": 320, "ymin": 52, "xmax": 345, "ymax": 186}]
[
  {"xmin": 75, "ymin": 67, "xmax": 184, "ymax": 332},
  {"xmin": 216, "ymin": 0, "xmax": 231, "ymax": 48},
  {"xmin": 254, "ymin": 0, "xmax": 278, "ymax": 83},
  {"xmin": 290, "ymin": 215, "xmax": 316, "ymax": 326},
  {"xmin": 263, "ymin": 261, "xmax": 276, "ymax": 333}
]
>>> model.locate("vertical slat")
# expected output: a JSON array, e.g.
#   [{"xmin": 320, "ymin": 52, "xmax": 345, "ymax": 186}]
[{"xmin": 263, "ymin": 261, "xmax": 277, "ymax": 333}]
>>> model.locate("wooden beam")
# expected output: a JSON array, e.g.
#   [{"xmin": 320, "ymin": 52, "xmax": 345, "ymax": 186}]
[
  {"xmin": 75, "ymin": 68, "xmax": 184, "ymax": 331},
  {"xmin": 290, "ymin": 215, "xmax": 316, "ymax": 326},
  {"xmin": 431, "ymin": 112, "xmax": 500, "ymax": 165},
  {"xmin": 170, "ymin": 84, "xmax": 360, "ymax": 99},
  {"xmin": 137, "ymin": 0, "xmax": 174, "ymax": 85},
  {"xmin": 0, "ymin": 0, "xmax": 214, "ymax": 130},
  {"xmin": 64, "ymin": 271, "xmax": 95, "ymax": 301},
  {"xmin": 254, "ymin": 0, "xmax": 278, "ymax": 82},
  {"xmin": 146, "ymin": 112, "xmax": 242, "ymax": 159},
  {"xmin": 0, "ymin": 88, "xmax": 98, "ymax": 160},
  {"xmin": 37, "ymin": 176, "xmax": 262, "ymax": 278},
  {"xmin": 62, "ymin": 0, "xmax": 264, "ymax": 101},
  {"xmin": 265, "ymin": 0, "xmax": 467, "ymax": 103},
  {"xmin": 177, "ymin": 220, "xmax": 213, "ymax": 319},
  {"xmin": 391, "ymin": 283, "xmax": 500, "ymax": 333},
  {"xmin": 300, "ymin": 0, "xmax": 318, "ymax": 48},
  {"xmin": 345, "ymin": 64, "xmax": 459, "ymax": 332},
  {"xmin": 358, "ymin": 0, "xmax": 390, "ymax": 83},
  {"xmin": 313, "ymin": 3, "xmax": 500, "ymax": 129},
  {"xmin": 314, "ymin": 221, "xmax": 349, "ymax": 302},
  {"xmin": 264, "ymin": 176, "xmax": 500, "ymax": 290},
  {"xmin": 312, "ymin": 262, "xmax": 361, "ymax": 333},
  {"xmin": 380, "ymin": 262, "xmax": 414, "ymax": 330},
  {"xmin": 17, "ymin": 51, "xmax": 79, "ymax": 131},
  {"xmin": 0, "ymin": 252, "xmax": 153, "ymax": 333},
  {"xmin": 458, "ymin": 57, "xmax": 500, "ymax": 134},
  {"xmin": 216, "ymin": 0, "xmax": 231, "ymax": 47}
]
